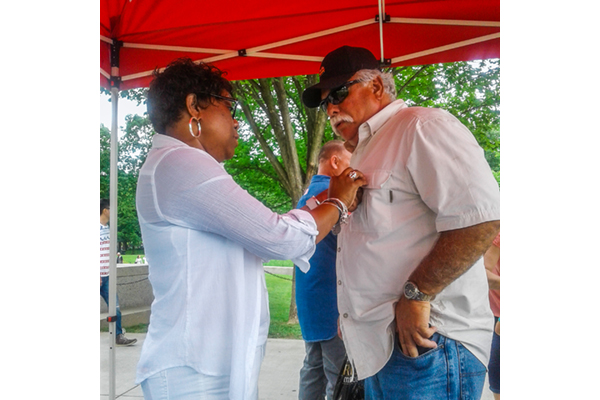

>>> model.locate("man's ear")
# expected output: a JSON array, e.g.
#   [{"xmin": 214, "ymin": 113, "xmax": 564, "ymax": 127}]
[
  {"xmin": 186, "ymin": 93, "xmax": 201, "ymax": 119},
  {"xmin": 330, "ymin": 155, "xmax": 339, "ymax": 169},
  {"xmin": 371, "ymin": 75, "xmax": 385, "ymax": 100}
]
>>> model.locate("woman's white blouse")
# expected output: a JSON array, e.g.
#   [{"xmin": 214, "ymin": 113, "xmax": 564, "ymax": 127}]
[{"xmin": 135, "ymin": 134, "xmax": 317, "ymax": 398}]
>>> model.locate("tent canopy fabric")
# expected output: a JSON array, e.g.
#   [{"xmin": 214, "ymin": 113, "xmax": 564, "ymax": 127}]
[{"xmin": 101, "ymin": 0, "xmax": 499, "ymax": 90}]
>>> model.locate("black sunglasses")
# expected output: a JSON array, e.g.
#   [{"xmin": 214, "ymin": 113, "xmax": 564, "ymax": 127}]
[
  {"xmin": 199, "ymin": 92, "xmax": 239, "ymax": 119},
  {"xmin": 319, "ymin": 80, "xmax": 361, "ymax": 113}
]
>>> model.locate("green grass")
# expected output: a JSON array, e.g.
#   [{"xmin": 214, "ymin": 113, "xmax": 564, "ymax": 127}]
[
  {"xmin": 119, "ymin": 256, "xmax": 293, "ymax": 267},
  {"xmin": 101, "ymin": 272, "xmax": 301, "ymax": 339},
  {"xmin": 122, "ymin": 254, "xmax": 144, "ymax": 263},
  {"xmin": 263, "ymin": 259, "xmax": 294, "ymax": 267},
  {"xmin": 265, "ymin": 273, "xmax": 302, "ymax": 339}
]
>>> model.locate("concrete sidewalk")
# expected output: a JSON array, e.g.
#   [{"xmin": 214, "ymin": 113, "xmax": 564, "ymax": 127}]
[
  {"xmin": 100, "ymin": 332, "xmax": 495, "ymax": 399},
  {"xmin": 100, "ymin": 333, "xmax": 305, "ymax": 399}
]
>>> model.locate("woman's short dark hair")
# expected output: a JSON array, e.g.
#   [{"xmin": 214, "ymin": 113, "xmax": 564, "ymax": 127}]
[{"xmin": 147, "ymin": 58, "xmax": 233, "ymax": 134}]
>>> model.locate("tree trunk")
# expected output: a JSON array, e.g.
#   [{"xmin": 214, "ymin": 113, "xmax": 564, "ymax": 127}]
[
  {"xmin": 231, "ymin": 76, "xmax": 330, "ymax": 324},
  {"xmin": 287, "ymin": 266, "xmax": 299, "ymax": 324}
]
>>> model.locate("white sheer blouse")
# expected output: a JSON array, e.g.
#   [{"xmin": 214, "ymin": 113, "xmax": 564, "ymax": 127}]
[{"xmin": 135, "ymin": 134, "xmax": 317, "ymax": 398}]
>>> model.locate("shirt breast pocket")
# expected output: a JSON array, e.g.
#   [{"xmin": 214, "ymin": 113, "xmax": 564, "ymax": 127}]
[{"xmin": 349, "ymin": 169, "xmax": 393, "ymax": 233}]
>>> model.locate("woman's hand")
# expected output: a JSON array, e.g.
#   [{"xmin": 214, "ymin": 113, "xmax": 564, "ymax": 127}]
[
  {"xmin": 348, "ymin": 187, "xmax": 363, "ymax": 213},
  {"xmin": 327, "ymin": 167, "xmax": 367, "ymax": 209},
  {"xmin": 305, "ymin": 168, "xmax": 366, "ymax": 243}
]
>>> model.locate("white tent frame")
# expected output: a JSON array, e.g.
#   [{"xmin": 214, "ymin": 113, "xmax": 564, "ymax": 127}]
[{"xmin": 100, "ymin": 15, "xmax": 499, "ymax": 85}]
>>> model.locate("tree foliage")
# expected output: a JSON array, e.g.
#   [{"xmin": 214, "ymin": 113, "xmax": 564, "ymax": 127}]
[
  {"xmin": 99, "ymin": 111, "xmax": 154, "ymax": 252},
  {"xmin": 229, "ymin": 76, "xmax": 334, "ymax": 213},
  {"xmin": 390, "ymin": 59, "xmax": 500, "ymax": 179}
]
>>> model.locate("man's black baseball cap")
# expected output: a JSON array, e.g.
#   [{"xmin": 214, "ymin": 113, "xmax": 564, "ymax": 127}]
[{"xmin": 302, "ymin": 45, "xmax": 380, "ymax": 108}]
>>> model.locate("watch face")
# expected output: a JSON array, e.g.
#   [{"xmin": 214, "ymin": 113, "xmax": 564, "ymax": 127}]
[{"xmin": 404, "ymin": 282, "xmax": 417, "ymax": 299}]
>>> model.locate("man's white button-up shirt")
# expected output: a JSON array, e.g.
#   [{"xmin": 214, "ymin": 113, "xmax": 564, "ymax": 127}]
[{"xmin": 337, "ymin": 99, "xmax": 500, "ymax": 380}]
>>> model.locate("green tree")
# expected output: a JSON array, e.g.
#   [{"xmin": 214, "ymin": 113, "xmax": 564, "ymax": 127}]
[
  {"xmin": 391, "ymin": 60, "xmax": 500, "ymax": 182},
  {"xmin": 100, "ymin": 109, "xmax": 154, "ymax": 252},
  {"xmin": 100, "ymin": 124, "xmax": 111, "ymax": 198}
]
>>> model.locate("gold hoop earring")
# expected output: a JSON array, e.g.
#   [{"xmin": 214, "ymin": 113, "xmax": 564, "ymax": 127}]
[{"xmin": 189, "ymin": 117, "xmax": 201, "ymax": 138}]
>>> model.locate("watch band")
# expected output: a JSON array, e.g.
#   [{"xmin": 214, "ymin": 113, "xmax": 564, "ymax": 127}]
[{"xmin": 403, "ymin": 281, "xmax": 436, "ymax": 302}]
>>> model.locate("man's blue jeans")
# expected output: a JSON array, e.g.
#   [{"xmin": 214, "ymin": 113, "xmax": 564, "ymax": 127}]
[
  {"xmin": 100, "ymin": 276, "xmax": 123, "ymax": 336},
  {"xmin": 364, "ymin": 333, "xmax": 487, "ymax": 400}
]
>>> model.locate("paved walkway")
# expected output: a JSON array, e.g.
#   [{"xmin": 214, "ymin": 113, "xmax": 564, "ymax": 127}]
[{"xmin": 100, "ymin": 332, "xmax": 495, "ymax": 399}]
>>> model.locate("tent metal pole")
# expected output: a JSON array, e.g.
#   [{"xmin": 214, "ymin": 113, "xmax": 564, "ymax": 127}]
[
  {"xmin": 120, "ymin": 19, "xmax": 373, "ymax": 83},
  {"xmin": 391, "ymin": 32, "xmax": 500, "ymax": 64},
  {"xmin": 378, "ymin": 0, "xmax": 385, "ymax": 62},
  {"xmin": 108, "ymin": 39, "xmax": 122, "ymax": 400},
  {"xmin": 389, "ymin": 17, "xmax": 500, "ymax": 27},
  {"xmin": 108, "ymin": 85, "xmax": 118, "ymax": 400}
]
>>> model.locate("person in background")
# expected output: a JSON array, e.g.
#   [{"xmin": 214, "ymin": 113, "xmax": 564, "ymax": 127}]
[
  {"xmin": 116, "ymin": 252, "xmax": 123, "ymax": 264},
  {"xmin": 484, "ymin": 231, "xmax": 500, "ymax": 400},
  {"xmin": 100, "ymin": 199, "xmax": 137, "ymax": 346},
  {"xmin": 295, "ymin": 140, "xmax": 352, "ymax": 400},
  {"xmin": 302, "ymin": 45, "xmax": 500, "ymax": 400},
  {"xmin": 134, "ymin": 57, "xmax": 366, "ymax": 400}
]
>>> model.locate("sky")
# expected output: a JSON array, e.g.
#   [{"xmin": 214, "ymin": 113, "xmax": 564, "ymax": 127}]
[{"xmin": 100, "ymin": 93, "xmax": 147, "ymax": 136}]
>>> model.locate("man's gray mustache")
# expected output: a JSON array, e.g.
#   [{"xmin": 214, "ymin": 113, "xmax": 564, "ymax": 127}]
[{"xmin": 330, "ymin": 115, "xmax": 354, "ymax": 134}]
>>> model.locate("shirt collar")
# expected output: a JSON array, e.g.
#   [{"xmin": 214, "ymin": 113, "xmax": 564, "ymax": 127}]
[
  {"xmin": 151, "ymin": 133, "xmax": 188, "ymax": 149},
  {"xmin": 150, "ymin": 133, "xmax": 227, "ymax": 169},
  {"xmin": 311, "ymin": 174, "xmax": 331, "ymax": 184},
  {"xmin": 357, "ymin": 99, "xmax": 407, "ymax": 144}
]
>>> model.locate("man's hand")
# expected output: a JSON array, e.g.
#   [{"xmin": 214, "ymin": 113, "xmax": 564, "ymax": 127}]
[{"xmin": 395, "ymin": 296, "xmax": 437, "ymax": 357}]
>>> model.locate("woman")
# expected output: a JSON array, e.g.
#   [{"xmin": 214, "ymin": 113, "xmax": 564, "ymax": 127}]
[{"xmin": 134, "ymin": 58, "xmax": 365, "ymax": 400}]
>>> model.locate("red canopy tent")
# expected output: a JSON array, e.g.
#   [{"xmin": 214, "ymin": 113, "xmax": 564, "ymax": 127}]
[
  {"xmin": 100, "ymin": 1, "xmax": 499, "ymax": 398},
  {"xmin": 101, "ymin": 0, "xmax": 498, "ymax": 89}
]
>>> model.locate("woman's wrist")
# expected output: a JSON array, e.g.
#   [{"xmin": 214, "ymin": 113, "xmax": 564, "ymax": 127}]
[{"xmin": 321, "ymin": 198, "xmax": 349, "ymax": 234}]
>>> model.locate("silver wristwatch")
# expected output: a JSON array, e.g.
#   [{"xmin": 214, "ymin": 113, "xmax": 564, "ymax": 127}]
[{"xmin": 403, "ymin": 281, "xmax": 436, "ymax": 302}]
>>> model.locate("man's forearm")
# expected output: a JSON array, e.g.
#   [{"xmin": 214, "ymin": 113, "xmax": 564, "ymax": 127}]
[{"xmin": 408, "ymin": 220, "xmax": 500, "ymax": 296}]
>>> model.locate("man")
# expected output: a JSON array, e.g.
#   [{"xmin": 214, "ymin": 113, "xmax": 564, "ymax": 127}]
[
  {"xmin": 302, "ymin": 46, "xmax": 500, "ymax": 399},
  {"xmin": 100, "ymin": 199, "xmax": 137, "ymax": 346},
  {"xmin": 295, "ymin": 140, "xmax": 352, "ymax": 400}
]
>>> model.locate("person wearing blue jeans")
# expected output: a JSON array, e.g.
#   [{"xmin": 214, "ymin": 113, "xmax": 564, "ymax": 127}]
[
  {"xmin": 100, "ymin": 198, "xmax": 136, "ymax": 346},
  {"xmin": 100, "ymin": 276, "xmax": 123, "ymax": 335},
  {"xmin": 301, "ymin": 45, "xmax": 500, "ymax": 399}
]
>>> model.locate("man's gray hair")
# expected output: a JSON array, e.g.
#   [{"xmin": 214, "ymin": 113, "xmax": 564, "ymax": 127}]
[{"xmin": 355, "ymin": 69, "xmax": 397, "ymax": 99}]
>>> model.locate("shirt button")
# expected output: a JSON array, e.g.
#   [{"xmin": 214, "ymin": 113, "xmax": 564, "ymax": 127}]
[
  {"xmin": 338, "ymin": 247, "xmax": 341, "ymax": 252},
  {"xmin": 343, "ymin": 313, "xmax": 348, "ymax": 318},
  {"xmin": 338, "ymin": 280, "xmax": 342, "ymax": 285}
]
